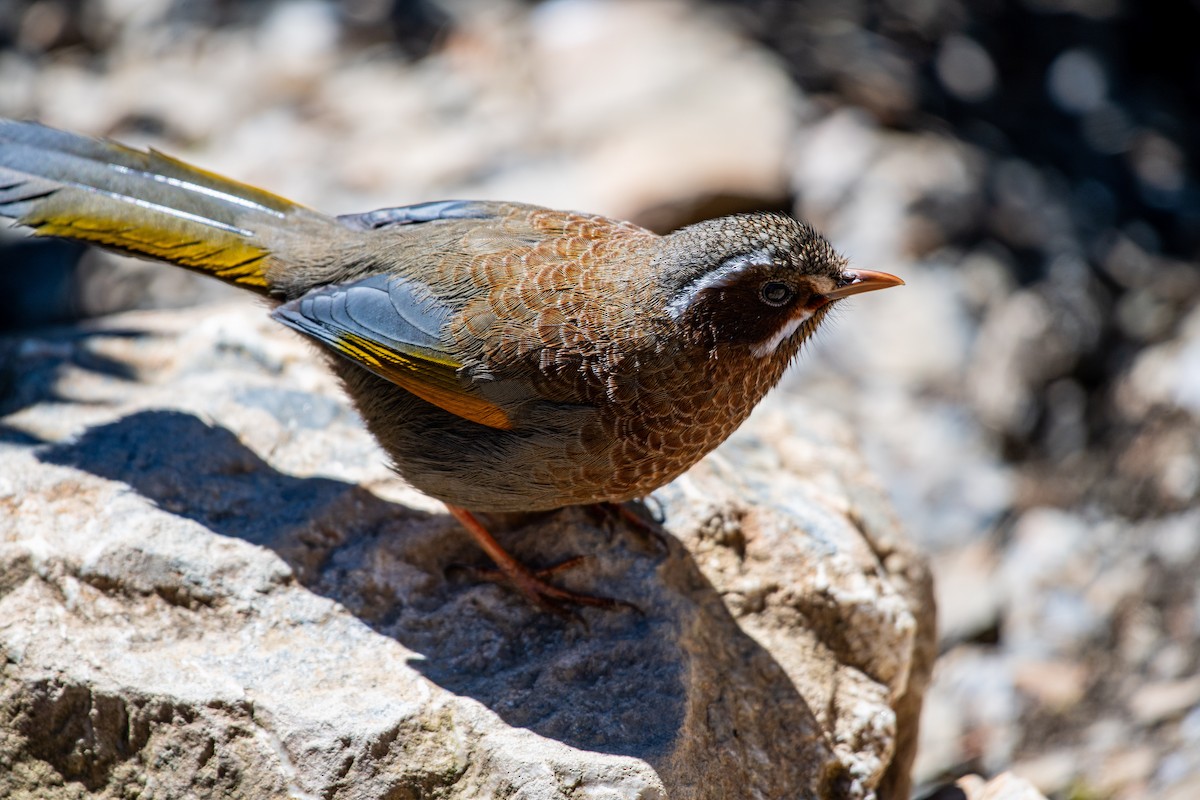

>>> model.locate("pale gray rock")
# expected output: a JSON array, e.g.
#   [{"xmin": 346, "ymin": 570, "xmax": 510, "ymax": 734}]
[
  {"xmin": 934, "ymin": 772, "xmax": 1050, "ymax": 800},
  {"xmin": 0, "ymin": 302, "xmax": 934, "ymax": 799}
]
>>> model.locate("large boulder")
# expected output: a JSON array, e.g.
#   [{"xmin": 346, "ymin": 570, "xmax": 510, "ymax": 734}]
[{"xmin": 0, "ymin": 301, "xmax": 934, "ymax": 799}]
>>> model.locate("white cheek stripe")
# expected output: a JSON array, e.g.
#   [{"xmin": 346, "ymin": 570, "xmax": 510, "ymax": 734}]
[{"xmin": 751, "ymin": 309, "xmax": 814, "ymax": 358}]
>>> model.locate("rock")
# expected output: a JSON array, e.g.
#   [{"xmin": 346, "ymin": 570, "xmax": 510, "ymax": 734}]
[
  {"xmin": 912, "ymin": 646, "xmax": 1020, "ymax": 780},
  {"xmin": 1093, "ymin": 745, "xmax": 1158, "ymax": 798},
  {"xmin": 1118, "ymin": 302, "xmax": 1200, "ymax": 420},
  {"xmin": 1011, "ymin": 660, "xmax": 1088, "ymax": 711},
  {"xmin": 930, "ymin": 541, "xmax": 1002, "ymax": 645},
  {"xmin": 0, "ymin": 301, "xmax": 934, "ymax": 799},
  {"xmin": 926, "ymin": 772, "xmax": 1049, "ymax": 800},
  {"xmin": 1005, "ymin": 750, "xmax": 1079, "ymax": 798},
  {"xmin": 1130, "ymin": 676, "xmax": 1200, "ymax": 727}
]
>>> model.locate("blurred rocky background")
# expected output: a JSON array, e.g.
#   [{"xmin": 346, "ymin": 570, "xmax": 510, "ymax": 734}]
[{"xmin": 0, "ymin": 0, "xmax": 1196, "ymax": 797}]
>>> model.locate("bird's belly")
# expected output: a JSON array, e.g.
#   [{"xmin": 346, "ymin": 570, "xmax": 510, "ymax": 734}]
[{"xmin": 335, "ymin": 364, "xmax": 758, "ymax": 512}]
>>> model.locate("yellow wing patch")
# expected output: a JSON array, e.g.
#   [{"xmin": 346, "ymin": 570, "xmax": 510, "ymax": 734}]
[
  {"xmin": 334, "ymin": 333, "xmax": 514, "ymax": 430},
  {"xmin": 29, "ymin": 207, "xmax": 270, "ymax": 290}
]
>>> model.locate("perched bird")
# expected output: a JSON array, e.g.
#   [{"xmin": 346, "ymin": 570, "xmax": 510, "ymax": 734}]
[{"xmin": 0, "ymin": 119, "xmax": 902, "ymax": 610}]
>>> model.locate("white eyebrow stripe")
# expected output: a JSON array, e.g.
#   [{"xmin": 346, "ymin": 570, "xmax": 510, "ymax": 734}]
[
  {"xmin": 751, "ymin": 308, "xmax": 814, "ymax": 358},
  {"xmin": 665, "ymin": 249, "xmax": 774, "ymax": 319}
]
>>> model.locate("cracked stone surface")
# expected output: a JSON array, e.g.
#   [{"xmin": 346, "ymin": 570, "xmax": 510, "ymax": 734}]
[{"xmin": 0, "ymin": 302, "xmax": 934, "ymax": 799}]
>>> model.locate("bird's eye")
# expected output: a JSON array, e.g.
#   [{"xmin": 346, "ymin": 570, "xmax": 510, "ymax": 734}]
[{"xmin": 760, "ymin": 281, "xmax": 793, "ymax": 306}]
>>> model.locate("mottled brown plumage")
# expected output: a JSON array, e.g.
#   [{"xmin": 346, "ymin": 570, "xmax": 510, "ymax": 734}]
[
  {"xmin": 310, "ymin": 204, "xmax": 848, "ymax": 513},
  {"xmin": 0, "ymin": 120, "xmax": 902, "ymax": 609}
]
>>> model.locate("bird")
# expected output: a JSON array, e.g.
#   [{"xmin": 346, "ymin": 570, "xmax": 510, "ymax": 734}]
[{"xmin": 0, "ymin": 118, "xmax": 902, "ymax": 611}]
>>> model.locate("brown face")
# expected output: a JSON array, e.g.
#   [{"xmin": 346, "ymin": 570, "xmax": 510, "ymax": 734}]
[
  {"xmin": 660, "ymin": 214, "xmax": 904, "ymax": 359},
  {"xmin": 665, "ymin": 251, "xmax": 848, "ymax": 359}
]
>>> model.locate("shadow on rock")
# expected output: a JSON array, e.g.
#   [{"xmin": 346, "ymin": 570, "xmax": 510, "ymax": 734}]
[
  {"xmin": 40, "ymin": 410, "xmax": 354, "ymax": 548},
  {"xmin": 0, "ymin": 324, "xmax": 148, "ymax": 446},
  {"xmin": 39, "ymin": 410, "xmax": 828, "ymax": 775}
]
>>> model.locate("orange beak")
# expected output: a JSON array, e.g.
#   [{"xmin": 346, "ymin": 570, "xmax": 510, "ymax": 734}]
[{"xmin": 824, "ymin": 268, "xmax": 905, "ymax": 300}]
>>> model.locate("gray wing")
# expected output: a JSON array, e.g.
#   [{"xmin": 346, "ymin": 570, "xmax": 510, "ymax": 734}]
[
  {"xmin": 272, "ymin": 274, "xmax": 519, "ymax": 430},
  {"xmin": 336, "ymin": 200, "xmax": 497, "ymax": 231}
]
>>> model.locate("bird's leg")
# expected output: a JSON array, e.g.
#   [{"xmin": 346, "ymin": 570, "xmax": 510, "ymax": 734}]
[{"xmin": 445, "ymin": 504, "xmax": 629, "ymax": 613}]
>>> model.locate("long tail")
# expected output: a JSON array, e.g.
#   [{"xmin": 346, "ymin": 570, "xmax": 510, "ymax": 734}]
[{"xmin": 0, "ymin": 119, "xmax": 340, "ymax": 295}]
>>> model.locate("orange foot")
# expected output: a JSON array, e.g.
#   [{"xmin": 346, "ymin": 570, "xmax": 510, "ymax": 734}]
[{"xmin": 445, "ymin": 504, "xmax": 637, "ymax": 615}]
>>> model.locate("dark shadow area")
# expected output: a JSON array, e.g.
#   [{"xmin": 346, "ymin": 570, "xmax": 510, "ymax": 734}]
[
  {"xmin": 37, "ymin": 409, "xmax": 827, "ymax": 775},
  {"xmin": 0, "ymin": 238, "xmax": 89, "ymax": 330},
  {"xmin": 0, "ymin": 325, "xmax": 148, "ymax": 446},
  {"xmin": 39, "ymin": 410, "xmax": 355, "ymax": 549},
  {"xmin": 0, "ymin": 425, "xmax": 45, "ymax": 445},
  {"xmin": 0, "ymin": 327, "xmax": 144, "ymax": 408}
]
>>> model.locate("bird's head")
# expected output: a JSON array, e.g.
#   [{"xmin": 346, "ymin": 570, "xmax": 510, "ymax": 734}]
[{"xmin": 657, "ymin": 212, "xmax": 902, "ymax": 360}]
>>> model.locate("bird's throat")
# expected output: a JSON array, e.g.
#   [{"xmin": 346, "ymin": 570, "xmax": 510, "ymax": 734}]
[{"xmin": 750, "ymin": 308, "xmax": 815, "ymax": 358}]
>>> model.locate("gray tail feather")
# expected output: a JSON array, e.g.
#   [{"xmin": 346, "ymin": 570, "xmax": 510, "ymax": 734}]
[{"xmin": 0, "ymin": 118, "xmax": 338, "ymax": 292}]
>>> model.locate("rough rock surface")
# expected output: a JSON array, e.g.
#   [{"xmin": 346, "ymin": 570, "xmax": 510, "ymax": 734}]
[{"xmin": 0, "ymin": 302, "xmax": 935, "ymax": 799}]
